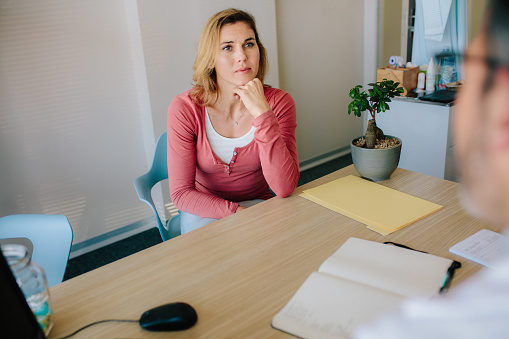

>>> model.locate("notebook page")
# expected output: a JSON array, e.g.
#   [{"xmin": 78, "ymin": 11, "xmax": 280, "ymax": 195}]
[
  {"xmin": 272, "ymin": 271, "xmax": 405, "ymax": 339},
  {"xmin": 449, "ymin": 229, "xmax": 506, "ymax": 268},
  {"xmin": 318, "ymin": 238, "xmax": 453, "ymax": 298}
]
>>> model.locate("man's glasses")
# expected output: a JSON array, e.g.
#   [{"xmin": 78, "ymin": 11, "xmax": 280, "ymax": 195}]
[
  {"xmin": 435, "ymin": 51, "xmax": 507, "ymax": 71},
  {"xmin": 435, "ymin": 51, "xmax": 509, "ymax": 89}
]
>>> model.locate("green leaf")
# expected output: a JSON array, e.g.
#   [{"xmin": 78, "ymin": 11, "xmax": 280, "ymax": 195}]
[{"xmin": 348, "ymin": 78, "xmax": 403, "ymax": 117}]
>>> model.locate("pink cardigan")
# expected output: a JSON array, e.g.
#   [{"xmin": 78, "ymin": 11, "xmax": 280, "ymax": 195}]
[{"xmin": 167, "ymin": 87, "xmax": 299, "ymax": 219}]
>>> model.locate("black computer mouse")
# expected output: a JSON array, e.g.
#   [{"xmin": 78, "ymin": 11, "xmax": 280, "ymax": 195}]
[{"xmin": 139, "ymin": 302, "xmax": 197, "ymax": 332}]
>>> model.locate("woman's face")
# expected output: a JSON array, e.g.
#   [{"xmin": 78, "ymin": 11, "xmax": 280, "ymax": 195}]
[{"xmin": 214, "ymin": 21, "xmax": 260, "ymax": 92}]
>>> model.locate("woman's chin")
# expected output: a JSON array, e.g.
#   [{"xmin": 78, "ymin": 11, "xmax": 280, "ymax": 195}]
[{"xmin": 236, "ymin": 73, "xmax": 257, "ymax": 84}]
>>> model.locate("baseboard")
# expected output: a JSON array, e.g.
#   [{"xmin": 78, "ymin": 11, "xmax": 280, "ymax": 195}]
[
  {"xmin": 69, "ymin": 217, "xmax": 156, "ymax": 259},
  {"xmin": 299, "ymin": 145, "xmax": 351, "ymax": 172},
  {"xmin": 70, "ymin": 146, "xmax": 351, "ymax": 258}
]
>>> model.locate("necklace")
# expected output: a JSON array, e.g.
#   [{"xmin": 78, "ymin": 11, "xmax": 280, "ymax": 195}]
[{"xmin": 217, "ymin": 102, "xmax": 247, "ymax": 126}]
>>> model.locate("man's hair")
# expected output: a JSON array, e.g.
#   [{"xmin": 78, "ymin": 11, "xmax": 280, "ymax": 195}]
[
  {"xmin": 483, "ymin": 0, "xmax": 509, "ymax": 89},
  {"xmin": 190, "ymin": 8, "xmax": 268, "ymax": 106},
  {"xmin": 486, "ymin": 0, "xmax": 509, "ymax": 66}
]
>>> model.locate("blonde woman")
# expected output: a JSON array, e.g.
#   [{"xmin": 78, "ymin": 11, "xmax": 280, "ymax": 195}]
[{"xmin": 167, "ymin": 8, "xmax": 299, "ymax": 234}]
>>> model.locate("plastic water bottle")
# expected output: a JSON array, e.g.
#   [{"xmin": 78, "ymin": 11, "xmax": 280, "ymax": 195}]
[
  {"xmin": 2, "ymin": 244, "xmax": 54, "ymax": 335},
  {"xmin": 440, "ymin": 49, "xmax": 456, "ymax": 86}
]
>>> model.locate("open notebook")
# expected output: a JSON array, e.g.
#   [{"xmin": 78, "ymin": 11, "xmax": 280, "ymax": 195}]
[
  {"xmin": 272, "ymin": 238, "xmax": 459, "ymax": 339},
  {"xmin": 300, "ymin": 175, "xmax": 443, "ymax": 235}
]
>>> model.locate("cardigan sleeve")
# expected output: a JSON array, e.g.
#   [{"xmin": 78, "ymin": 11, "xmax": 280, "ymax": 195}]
[
  {"xmin": 167, "ymin": 94, "xmax": 238, "ymax": 219},
  {"xmin": 252, "ymin": 90, "xmax": 299, "ymax": 197}
]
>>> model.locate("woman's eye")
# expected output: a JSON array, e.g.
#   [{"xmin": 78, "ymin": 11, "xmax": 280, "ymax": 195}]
[
  {"xmin": 245, "ymin": 42, "xmax": 254, "ymax": 48},
  {"xmin": 223, "ymin": 46, "xmax": 231, "ymax": 51}
]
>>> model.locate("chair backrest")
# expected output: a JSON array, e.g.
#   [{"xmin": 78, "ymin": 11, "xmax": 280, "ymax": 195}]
[
  {"xmin": 151, "ymin": 132, "xmax": 169, "ymax": 183},
  {"xmin": 134, "ymin": 132, "xmax": 180, "ymax": 241},
  {"xmin": 0, "ymin": 214, "xmax": 73, "ymax": 287}
]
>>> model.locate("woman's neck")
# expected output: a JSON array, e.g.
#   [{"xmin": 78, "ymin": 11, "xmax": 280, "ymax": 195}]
[{"xmin": 216, "ymin": 91, "xmax": 243, "ymax": 113}]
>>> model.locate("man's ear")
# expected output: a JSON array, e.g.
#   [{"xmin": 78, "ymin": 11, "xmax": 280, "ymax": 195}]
[{"xmin": 490, "ymin": 68, "xmax": 509, "ymax": 150}]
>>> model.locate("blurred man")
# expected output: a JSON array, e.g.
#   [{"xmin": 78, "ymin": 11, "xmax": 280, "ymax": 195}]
[{"xmin": 354, "ymin": 0, "xmax": 509, "ymax": 338}]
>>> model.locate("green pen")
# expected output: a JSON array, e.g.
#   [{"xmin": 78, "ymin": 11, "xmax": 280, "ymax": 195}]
[{"xmin": 439, "ymin": 261, "xmax": 462, "ymax": 294}]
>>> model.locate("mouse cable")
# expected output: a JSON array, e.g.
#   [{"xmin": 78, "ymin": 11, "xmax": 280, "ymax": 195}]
[{"xmin": 56, "ymin": 319, "xmax": 138, "ymax": 339}]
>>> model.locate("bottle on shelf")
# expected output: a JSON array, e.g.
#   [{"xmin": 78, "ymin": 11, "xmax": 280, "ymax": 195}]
[
  {"xmin": 439, "ymin": 48, "xmax": 456, "ymax": 89},
  {"xmin": 426, "ymin": 56, "xmax": 436, "ymax": 93}
]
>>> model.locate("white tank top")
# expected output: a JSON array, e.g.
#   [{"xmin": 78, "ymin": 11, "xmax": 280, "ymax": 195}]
[{"xmin": 205, "ymin": 108, "xmax": 255, "ymax": 164}]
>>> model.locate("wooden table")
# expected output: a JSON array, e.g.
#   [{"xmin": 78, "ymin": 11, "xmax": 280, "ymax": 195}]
[{"xmin": 48, "ymin": 165, "xmax": 498, "ymax": 338}]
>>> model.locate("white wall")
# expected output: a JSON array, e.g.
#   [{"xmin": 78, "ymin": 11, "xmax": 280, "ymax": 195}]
[
  {"xmin": 0, "ymin": 1, "xmax": 150, "ymax": 249},
  {"xmin": 0, "ymin": 0, "xmax": 369, "ymax": 254},
  {"xmin": 276, "ymin": 0, "xmax": 368, "ymax": 167}
]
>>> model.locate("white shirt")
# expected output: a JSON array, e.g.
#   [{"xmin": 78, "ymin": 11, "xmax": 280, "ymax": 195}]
[
  {"xmin": 353, "ymin": 237, "xmax": 509, "ymax": 339},
  {"xmin": 205, "ymin": 109, "xmax": 255, "ymax": 164}
]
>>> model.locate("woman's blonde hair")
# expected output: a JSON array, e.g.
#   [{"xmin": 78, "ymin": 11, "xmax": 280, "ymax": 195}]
[{"xmin": 191, "ymin": 8, "xmax": 268, "ymax": 106}]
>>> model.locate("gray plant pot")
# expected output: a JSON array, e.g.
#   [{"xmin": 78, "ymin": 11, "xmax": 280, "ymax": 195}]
[{"xmin": 350, "ymin": 135, "xmax": 402, "ymax": 181}]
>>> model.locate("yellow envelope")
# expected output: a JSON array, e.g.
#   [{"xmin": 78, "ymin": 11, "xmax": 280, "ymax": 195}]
[{"xmin": 300, "ymin": 175, "xmax": 442, "ymax": 235}]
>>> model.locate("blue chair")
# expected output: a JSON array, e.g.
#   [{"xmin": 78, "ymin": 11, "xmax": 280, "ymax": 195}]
[
  {"xmin": 134, "ymin": 132, "xmax": 180, "ymax": 241},
  {"xmin": 0, "ymin": 214, "xmax": 73, "ymax": 287}
]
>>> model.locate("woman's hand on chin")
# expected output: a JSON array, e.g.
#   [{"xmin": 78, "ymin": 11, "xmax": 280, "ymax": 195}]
[{"xmin": 232, "ymin": 78, "xmax": 271, "ymax": 118}]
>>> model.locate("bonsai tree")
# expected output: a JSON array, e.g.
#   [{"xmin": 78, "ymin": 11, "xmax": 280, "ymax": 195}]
[{"xmin": 348, "ymin": 79, "xmax": 404, "ymax": 149}]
